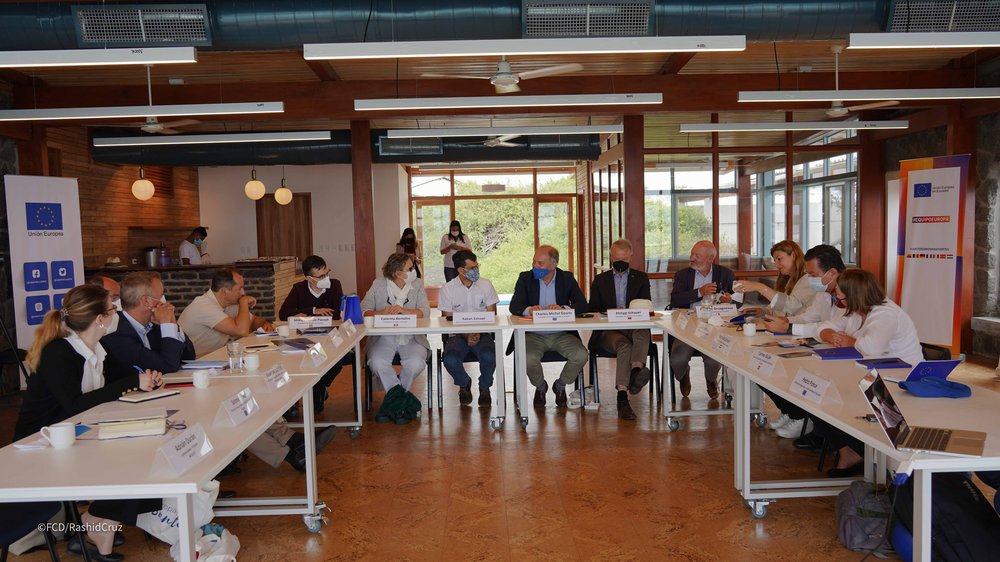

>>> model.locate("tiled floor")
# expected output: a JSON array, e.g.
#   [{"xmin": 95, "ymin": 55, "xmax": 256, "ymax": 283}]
[{"xmin": 3, "ymin": 351, "xmax": 998, "ymax": 561}]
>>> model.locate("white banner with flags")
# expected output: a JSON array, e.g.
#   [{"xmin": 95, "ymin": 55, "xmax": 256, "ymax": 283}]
[{"xmin": 4, "ymin": 175, "xmax": 85, "ymax": 350}]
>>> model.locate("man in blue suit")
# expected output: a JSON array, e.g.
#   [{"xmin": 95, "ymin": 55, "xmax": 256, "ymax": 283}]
[
  {"xmin": 509, "ymin": 245, "xmax": 589, "ymax": 407},
  {"xmin": 669, "ymin": 240, "xmax": 735, "ymax": 400}
]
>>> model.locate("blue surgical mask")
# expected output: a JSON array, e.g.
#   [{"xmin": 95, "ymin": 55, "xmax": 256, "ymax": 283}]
[
  {"xmin": 193, "ymin": 239, "xmax": 203, "ymax": 247},
  {"xmin": 808, "ymin": 275, "xmax": 827, "ymax": 292},
  {"xmin": 465, "ymin": 267, "xmax": 480, "ymax": 283},
  {"xmin": 532, "ymin": 267, "xmax": 549, "ymax": 280}
]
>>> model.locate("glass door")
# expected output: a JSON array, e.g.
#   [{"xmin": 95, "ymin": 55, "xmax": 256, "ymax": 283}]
[
  {"xmin": 537, "ymin": 197, "xmax": 576, "ymax": 274},
  {"xmin": 413, "ymin": 200, "xmax": 452, "ymax": 288}
]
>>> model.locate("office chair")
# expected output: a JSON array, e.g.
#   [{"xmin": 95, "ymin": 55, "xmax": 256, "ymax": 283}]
[
  {"xmin": 587, "ymin": 336, "xmax": 661, "ymax": 405},
  {"xmin": 364, "ymin": 351, "xmax": 434, "ymax": 412},
  {"xmin": 435, "ymin": 333, "xmax": 490, "ymax": 411}
]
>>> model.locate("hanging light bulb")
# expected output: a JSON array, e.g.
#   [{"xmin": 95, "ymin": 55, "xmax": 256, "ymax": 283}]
[
  {"xmin": 244, "ymin": 167, "xmax": 266, "ymax": 200},
  {"xmin": 274, "ymin": 174, "xmax": 293, "ymax": 205},
  {"xmin": 131, "ymin": 166, "xmax": 155, "ymax": 200}
]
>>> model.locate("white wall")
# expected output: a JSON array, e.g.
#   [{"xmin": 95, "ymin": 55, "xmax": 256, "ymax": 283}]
[{"xmin": 198, "ymin": 163, "xmax": 407, "ymax": 295}]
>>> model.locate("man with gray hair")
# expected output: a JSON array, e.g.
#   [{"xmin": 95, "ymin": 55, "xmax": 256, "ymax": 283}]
[{"xmin": 509, "ymin": 245, "xmax": 589, "ymax": 408}]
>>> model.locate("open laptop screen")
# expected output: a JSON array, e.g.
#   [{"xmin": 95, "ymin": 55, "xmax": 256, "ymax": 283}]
[{"xmin": 860, "ymin": 372, "xmax": 910, "ymax": 446}]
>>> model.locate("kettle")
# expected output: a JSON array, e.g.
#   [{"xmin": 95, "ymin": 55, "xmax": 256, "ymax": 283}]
[
  {"xmin": 142, "ymin": 247, "xmax": 158, "ymax": 269},
  {"xmin": 340, "ymin": 294, "xmax": 363, "ymax": 326}
]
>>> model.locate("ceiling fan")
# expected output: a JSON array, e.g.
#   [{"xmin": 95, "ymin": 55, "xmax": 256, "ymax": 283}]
[
  {"xmin": 482, "ymin": 133, "xmax": 523, "ymax": 147},
  {"xmin": 422, "ymin": 56, "xmax": 583, "ymax": 94},
  {"xmin": 826, "ymin": 46, "xmax": 899, "ymax": 118},
  {"xmin": 88, "ymin": 65, "xmax": 201, "ymax": 133}
]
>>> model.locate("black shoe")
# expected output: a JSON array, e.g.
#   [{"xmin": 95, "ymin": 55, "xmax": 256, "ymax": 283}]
[
  {"xmin": 217, "ymin": 457, "xmax": 241, "ymax": 477},
  {"xmin": 218, "ymin": 490, "xmax": 237, "ymax": 499},
  {"xmin": 533, "ymin": 381, "xmax": 548, "ymax": 407},
  {"xmin": 315, "ymin": 426, "xmax": 336, "ymax": 453},
  {"xmin": 283, "ymin": 403, "xmax": 300, "ymax": 420},
  {"xmin": 478, "ymin": 388, "xmax": 491, "ymax": 408},
  {"xmin": 313, "ymin": 387, "xmax": 329, "ymax": 414},
  {"xmin": 629, "ymin": 367, "xmax": 651, "ymax": 395},
  {"xmin": 67, "ymin": 536, "xmax": 124, "ymax": 562},
  {"xmin": 827, "ymin": 462, "xmax": 864, "ymax": 478},
  {"xmin": 793, "ymin": 432, "xmax": 824, "ymax": 452},
  {"xmin": 458, "ymin": 383, "xmax": 473, "ymax": 406},
  {"xmin": 553, "ymin": 381, "xmax": 568, "ymax": 408},
  {"xmin": 617, "ymin": 399, "xmax": 637, "ymax": 420}
]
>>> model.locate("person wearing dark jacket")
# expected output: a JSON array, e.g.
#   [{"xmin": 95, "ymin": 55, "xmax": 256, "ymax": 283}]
[
  {"xmin": 16, "ymin": 283, "xmax": 161, "ymax": 561},
  {"xmin": 509, "ymin": 245, "xmax": 588, "ymax": 408},
  {"xmin": 588, "ymin": 239, "xmax": 652, "ymax": 420},
  {"xmin": 101, "ymin": 271, "xmax": 195, "ymax": 374},
  {"xmin": 669, "ymin": 240, "xmax": 735, "ymax": 400}
]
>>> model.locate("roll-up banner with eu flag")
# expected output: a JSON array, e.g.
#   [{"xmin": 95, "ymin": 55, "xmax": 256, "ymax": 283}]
[
  {"xmin": 895, "ymin": 155, "xmax": 969, "ymax": 354},
  {"xmin": 4, "ymin": 175, "xmax": 85, "ymax": 350}
]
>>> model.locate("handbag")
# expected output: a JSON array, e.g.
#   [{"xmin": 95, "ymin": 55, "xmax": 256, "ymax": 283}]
[{"xmin": 136, "ymin": 480, "xmax": 220, "ymax": 547}]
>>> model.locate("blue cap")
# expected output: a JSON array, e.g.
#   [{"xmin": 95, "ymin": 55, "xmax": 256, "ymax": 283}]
[{"xmin": 898, "ymin": 377, "xmax": 971, "ymax": 398}]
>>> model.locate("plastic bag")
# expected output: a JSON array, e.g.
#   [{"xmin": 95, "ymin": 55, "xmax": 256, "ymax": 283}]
[
  {"xmin": 168, "ymin": 528, "xmax": 241, "ymax": 562},
  {"xmin": 136, "ymin": 480, "xmax": 220, "ymax": 546}
]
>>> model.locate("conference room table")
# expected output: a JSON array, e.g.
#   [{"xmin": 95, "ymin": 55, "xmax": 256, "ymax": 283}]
[{"xmin": 656, "ymin": 309, "xmax": 1000, "ymax": 562}]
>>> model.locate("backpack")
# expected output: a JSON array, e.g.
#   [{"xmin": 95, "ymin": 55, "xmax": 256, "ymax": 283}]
[
  {"xmin": 836, "ymin": 480, "xmax": 896, "ymax": 557},
  {"xmin": 892, "ymin": 472, "xmax": 1000, "ymax": 562}
]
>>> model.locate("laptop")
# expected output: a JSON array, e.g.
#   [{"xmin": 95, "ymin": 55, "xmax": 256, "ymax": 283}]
[{"xmin": 859, "ymin": 371, "xmax": 986, "ymax": 457}]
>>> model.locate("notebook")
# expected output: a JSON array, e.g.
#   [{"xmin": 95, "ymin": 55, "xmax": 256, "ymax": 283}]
[
  {"xmin": 859, "ymin": 372, "xmax": 985, "ymax": 457},
  {"xmin": 118, "ymin": 389, "xmax": 179, "ymax": 403},
  {"xmin": 856, "ymin": 357, "xmax": 912, "ymax": 370},
  {"xmin": 814, "ymin": 347, "xmax": 863, "ymax": 360},
  {"xmin": 98, "ymin": 416, "xmax": 167, "ymax": 440}
]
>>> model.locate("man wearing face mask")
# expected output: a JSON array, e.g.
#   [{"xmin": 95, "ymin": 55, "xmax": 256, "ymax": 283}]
[
  {"xmin": 102, "ymin": 271, "xmax": 195, "ymax": 374},
  {"xmin": 438, "ymin": 250, "xmax": 499, "ymax": 407},
  {"xmin": 509, "ymin": 245, "xmax": 589, "ymax": 408},
  {"xmin": 587, "ymin": 239, "xmax": 652, "ymax": 420},
  {"xmin": 179, "ymin": 226, "xmax": 209, "ymax": 265}
]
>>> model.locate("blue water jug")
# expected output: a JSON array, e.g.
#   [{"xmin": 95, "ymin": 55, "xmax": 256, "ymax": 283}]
[{"xmin": 340, "ymin": 293, "xmax": 363, "ymax": 326}]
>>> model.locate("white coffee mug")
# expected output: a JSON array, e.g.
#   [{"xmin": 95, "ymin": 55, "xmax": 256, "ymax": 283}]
[
  {"xmin": 277, "ymin": 325, "xmax": 290, "ymax": 337},
  {"xmin": 743, "ymin": 322, "xmax": 757, "ymax": 337},
  {"xmin": 192, "ymin": 369, "xmax": 211, "ymax": 389},
  {"xmin": 243, "ymin": 353, "xmax": 260, "ymax": 371},
  {"xmin": 41, "ymin": 422, "xmax": 76, "ymax": 449}
]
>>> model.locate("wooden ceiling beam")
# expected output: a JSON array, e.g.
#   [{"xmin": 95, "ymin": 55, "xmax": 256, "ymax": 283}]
[
  {"xmin": 301, "ymin": 52, "xmax": 341, "ymax": 82},
  {"xmin": 657, "ymin": 53, "xmax": 696, "ymax": 75}
]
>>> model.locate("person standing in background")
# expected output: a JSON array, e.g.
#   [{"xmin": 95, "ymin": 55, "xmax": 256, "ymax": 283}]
[
  {"xmin": 396, "ymin": 227, "xmax": 423, "ymax": 279},
  {"xmin": 179, "ymin": 226, "xmax": 209, "ymax": 265},
  {"xmin": 439, "ymin": 220, "xmax": 472, "ymax": 283}
]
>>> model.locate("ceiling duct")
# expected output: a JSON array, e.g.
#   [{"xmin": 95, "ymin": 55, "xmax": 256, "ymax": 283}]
[
  {"xmin": 378, "ymin": 137, "xmax": 443, "ymax": 157},
  {"xmin": 888, "ymin": 1, "xmax": 1000, "ymax": 32},
  {"xmin": 72, "ymin": 4, "xmax": 212, "ymax": 47},
  {"xmin": 523, "ymin": 1, "xmax": 653, "ymax": 37}
]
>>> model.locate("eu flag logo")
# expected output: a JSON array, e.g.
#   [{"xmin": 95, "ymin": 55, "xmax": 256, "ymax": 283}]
[
  {"xmin": 25, "ymin": 202, "xmax": 63, "ymax": 230},
  {"xmin": 914, "ymin": 183, "xmax": 932, "ymax": 198}
]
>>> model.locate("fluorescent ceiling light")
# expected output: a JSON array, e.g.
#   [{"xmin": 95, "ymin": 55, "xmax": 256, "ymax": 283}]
[
  {"xmin": 848, "ymin": 31, "xmax": 1000, "ymax": 49},
  {"xmin": 654, "ymin": 162, "xmax": 712, "ymax": 170},
  {"xmin": 0, "ymin": 46, "xmax": 197, "ymax": 68},
  {"xmin": 413, "ymin": 161, "xmax": 576, "ymax": 170},
  {"xmin": 357, "ymin": 93, "xmax": 661, "ymax": 111},
  {"xmin": 679, "ymin": 121, "xmax": 909, "ymax": 133},
  {"xmin": 0, "ymin": 102, "xmax": 284, "ymax": 122},
  {"xmin": 739, "ymin": 88, "xmax": 1000, "ymax": 103},
  {"xmin": 93, "ymin": 131, "xmax": 331, "ymax": 147},
  {"xmin": 387, "ymin": 124, "xmax": 623, "ymax": 138},
  {"xmin": 305, "ymin": 36, "xmax": 745, "ymax": 60}
]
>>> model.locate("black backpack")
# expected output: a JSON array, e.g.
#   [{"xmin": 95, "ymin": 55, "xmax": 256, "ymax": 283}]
[{"xmin": 892, "ymin": 472, "xmax": 1000, "ymax": 561}]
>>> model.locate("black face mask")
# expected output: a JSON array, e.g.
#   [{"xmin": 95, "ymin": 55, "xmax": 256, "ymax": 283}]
[{"xmin": 612, "ymin": 260, "xmax": 629, "ymax": 273}]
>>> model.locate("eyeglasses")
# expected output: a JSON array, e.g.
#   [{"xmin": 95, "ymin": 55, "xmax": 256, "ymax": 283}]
[{"xmin": 103, "ymin": 306, "xmax": 117, "ymax": 316}]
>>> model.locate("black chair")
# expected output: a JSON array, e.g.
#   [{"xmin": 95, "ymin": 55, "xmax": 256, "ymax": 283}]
[
  {"xmin": 364, "ymin": 351, "xmax": 434, "ymax": 412},
  {"xmin": 920, "ymin": 342, "xmax": 952, "ymax": 361},
  {"xmin": 507, "ymin": 342, "xmax": 587, "ymax": 410},
  {"xmin": 0, "ymin": 502, "xmax": 61, "ymax": 562},
  {"xmin": 435, "ymin": 334, "xmax": 484, "ymax": 410},
  {"xmin": 587, "ymin": 336, "xmax": 661, "ymax": 404}
]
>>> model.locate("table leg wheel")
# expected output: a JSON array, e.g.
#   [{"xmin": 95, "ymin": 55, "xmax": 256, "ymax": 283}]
[
  {"xmin": 489, "ymin": 417, "xmax": 503, "ymax": 430},
  {"xmin": 347, "ymin": 427, "xmax": 361, "ymax": 440},
  {"xmin": 519, "ymin": 417, "xmax": 529, "ymax": 429},
  {"xmin": 745, "ymin": 500, "xmax": 769, "ymax": 519},
  {"xmin": 303, "ymin": 502, "xmax": 330, "ymax": 533},
  {"xmin": 754, "ymin": 414, "xmax": 768, "ymax": 428},
  {"xmin": 667, "ymin": 417, "xmax": 680, "ymax": 432},
  {"xmin": 724, "ymin": 394, "xmax": 733, "ymax": 409}
]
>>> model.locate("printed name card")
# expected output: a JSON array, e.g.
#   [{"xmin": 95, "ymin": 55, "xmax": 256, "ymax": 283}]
[
  {"xmin": 329, "ymin": 331, "xmax": 344, "ymax": 348},
  {"xmin": 712, "ymin": 333, "xmax": 736, "ymax": 356},
  {"xmin": 694, "ymin": 303, "xmax": 739, "ymax": 319},
  {"xmin": 607, "ymin": 309, "xmax": 649, "ymax": 323},
  {"xmin": 453, "ymin": 311, "xmax": 496, "ymax": 325},
  {"xmin": 155, "ymin": 423, "xmax": 213, "ymax": 476},
  {"xmin": 749, "ymin": 350, "xmax": 778, "ymax": 376},
  {"xmin": 532, "ymin": 309, "xmax": 576, "ymax": 323},
  {"xmin": 694, "ymin": 323, "xmax": 712, "ymax": 339},
  {"xmin": 790, "ymin": 369, "xmax": 833, "ymax": 405},
  {"xmin": 675, "ymin": 311, "xmax": 691, "ymax": 330},
  {"xmin": 215, "ymin": 387, "xmax": 259, "ymax": 427},
  {"xmin": 374, "ymin": 314, "xmax": 417, "ymax": 328},
  {"xmin": 305, "ymin": 342, "xmax": 328, "ymax": 366},
  {"xmin": 262, "ymin": 365, "xmax": 290, "ymax": 390},
  {"xmin": 287, "ymin": 315, "xmax": 334, "ymax": 329}
]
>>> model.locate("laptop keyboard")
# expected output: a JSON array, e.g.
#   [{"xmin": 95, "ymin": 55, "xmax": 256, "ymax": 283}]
[{"xmin": 906, "ymin": 427, "xmax": 952, "ymax": 451}]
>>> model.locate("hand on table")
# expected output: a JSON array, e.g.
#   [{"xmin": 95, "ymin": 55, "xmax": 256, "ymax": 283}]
[
  {"xmin": 314, "ymin": 308, "xmax": 335, "ymax": 316},
  {"xmin": 139, "ymin": 369, "xmax": 163, "ymax": 391},
  {"xmin": 762, "ymin": 315, "xmax": 790, "ymax": 333},
  {"xmin": 698, "ymin": 283, "xmax": 718, "ymax": 297}
]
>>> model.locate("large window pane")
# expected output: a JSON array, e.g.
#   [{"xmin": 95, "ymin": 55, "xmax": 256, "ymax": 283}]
[
  {"xmin": 411, "ymin": 174, "xmax": 451, "ymax": 197},
  {"xmin": 454, "ymin": 198, "xmax": 533, "ymax": 294},
  {"xmin": 644, "ymin": 170, "xmax": 672, "ymax": 272},
  {"xmin": 676, "ymin": 193, "xmax": 712, "ymax": 256},
  {"xmin": 454, "ymin": 172, "xmax": 532, "ymax": 196},
  {"xmin": 537, "ymin": 171, "xmax": 576, "ymax": 194},
  {"xmin": 413, "ymin": 203, "xmax": 452, "ymax": 287}
]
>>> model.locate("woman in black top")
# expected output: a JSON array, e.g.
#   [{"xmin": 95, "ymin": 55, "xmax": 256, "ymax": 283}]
[
  {"xmin": 395, "ymin": 227, "xmax": 422, "ymax": 278},
  {"xmin": 16, "ymin": 284, "xmax": 162, "ymax": 561}
]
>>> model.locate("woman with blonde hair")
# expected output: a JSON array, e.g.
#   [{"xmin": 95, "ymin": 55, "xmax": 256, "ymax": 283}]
[
  {"xmin": 16, "ymin": 283, "xmax": 162, "ymax": 561},
  {"xmin": 734, "ymin": 239, "xmax": 814, "ymax": 315}
]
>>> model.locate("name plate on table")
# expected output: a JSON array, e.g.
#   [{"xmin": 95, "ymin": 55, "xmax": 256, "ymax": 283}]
[
  {"xmin": 694, "ymin": 303, "xmax": 739, "ymax": 319},
  {"xmin": 287, "ymin": 315, "xmax": 334, "ymax": 329},
  {"xmin": 329, "ymin": 331, "xmax": 344, "ymax": 348},
  {"xmin": 712, "ymin": 333, "xmax": 736, "ymax": 356},
  {"xmin": 304, "ymin": 342, "xmax": 328, "ymax": 366},
  {"xmin": 694, "ymin": 323, "xmax": 712, "ymax": 339},
  {"xmin": 214, "ymin": 387, "xmax": 258, "ymax": 427},
  {"xmin": 374, "ymin": 314, "xmax": 417, "ymax": 328},
  {"xmin": 155, "ymin": 423, "xmax": 213, "ymax": 476},
  {"xmin": 749, "ymin": 350, "xmax": 778, "ymax": 376},
  {"xmin": 607, "ymin": 309, "xmax": 648, "ymax": 322},
  {"xmin": 341, "ymin": 319, "xmax": 357, "ymax": 335},
  {"xmin": 262, "ymin": 365, "xmax": 290, "ymax": 390},
  {"xmin": 532, "ymin": 309, "xmax": 576, "ymax": 323},
  {"xmin": 790, "ymin": 369, "xmax": 841, "ymax": 406},
  {"xmin": 453, "ymin": 311, "xmax": 496, "ymax": 325},
  {"xmin": 675, "ymin": 311, "xmax": 691, "ymax": 331}
]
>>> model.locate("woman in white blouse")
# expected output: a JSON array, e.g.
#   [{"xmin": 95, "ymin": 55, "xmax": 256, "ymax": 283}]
[
  {"xmin": 734, "ymin": 240, "xmax": 817, "ymax": 316},
  {"xmin": 439, "ymin": 220, "xmax": 472, "ymax": 283}
]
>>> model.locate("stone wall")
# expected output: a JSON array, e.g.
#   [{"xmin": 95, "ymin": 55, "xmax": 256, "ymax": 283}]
[
  {"xmin": 882, "ymin": 126, "xmax": 947, "ymax": 173},
  {"xmin": 0, "ymin": 82, "xmax": 18, "ymax": 391},
  {"xmin": 974, "ymin": 112, "xmax": 1000, "ymax": 359}
]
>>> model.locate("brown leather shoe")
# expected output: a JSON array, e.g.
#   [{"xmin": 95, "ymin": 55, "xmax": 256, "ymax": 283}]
[
  {"xmin": 617, "ymin": 399, "xmax": 637, "ymax": 420},
  {"xmin": 533, "ymin": 380, "xmax": 548, "ymax": 407},
  {"xmin": 552, "ymin": 381, "xmax": 568, "ymax": 407},
  {"xmin": 706, "ymin": 376, "xmax": 720, "ymax": 400},
  {"xmin": 678, "ymin": 375, "xmax": 692, "ymax": 397}
]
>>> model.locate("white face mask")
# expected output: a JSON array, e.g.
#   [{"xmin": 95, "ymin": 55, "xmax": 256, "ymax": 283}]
[
  {"xmin": 807, "ymin": 276, "xmax": 827, "ymax": 292},
  {"xmin": 405, "ymin": 269, "xmax": 417, "ymax": 284},
  {"xmin": 451, "ymin": 230, "xmax": 460, "ymax": 237},
  {"xmin": 160, "ymin": 295, "xmax": 167, "ymax": 304},
  {"xmin": 316, "ymin": 276, "xmax": 332, "ymax": 290},
  {"xmin": 100, "ymin": 312, "xmax": 119, "ymax": 335},
  {"xmin": 112, "ymin": 298, "xmax": 122, "ymax": 312}
]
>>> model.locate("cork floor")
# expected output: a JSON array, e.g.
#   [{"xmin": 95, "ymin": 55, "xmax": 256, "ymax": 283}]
[{"xmin": 4, "ymin": 353, "xmax": 999, "ymax": 562}]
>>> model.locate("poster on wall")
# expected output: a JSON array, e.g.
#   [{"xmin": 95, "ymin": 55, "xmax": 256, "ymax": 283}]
[
  {"xmin": 895, "ymin": 155, "xmax": 968, "ymax": 352},
  {"xmin": 4, "ymin": 175, "xmax": 85, "ymax": 350}
]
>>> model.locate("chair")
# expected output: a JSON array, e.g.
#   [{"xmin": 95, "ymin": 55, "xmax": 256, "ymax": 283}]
[
  {"xmin": 920, "ymin": 342, "xmax": 952, "ymax": 361},
  {"xmin": 507, "ymin": 341, "xmax": 588, "ymax": 409},
  {"xmin": 665, "ymin": 333, "xmax": 732, "ymax": 407},
  {"xmin": 364, "ymin": 351, "xmax": 434, "ymax": 413},
  {"xmin": 587, "ymin": 336, "xmax": 661, "ymax": 404},
  {"xmin": 435, "ymin": 333, "xmax": 483, "ymax": 411},
  {"xmin": 0, "ymin": 502, "xmax": 61, "ymax": 562}
]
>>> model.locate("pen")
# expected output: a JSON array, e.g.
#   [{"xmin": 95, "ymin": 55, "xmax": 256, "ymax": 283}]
[{"xmin": 245, "ymin": 344, "xmax": 270, "ymax": 349}]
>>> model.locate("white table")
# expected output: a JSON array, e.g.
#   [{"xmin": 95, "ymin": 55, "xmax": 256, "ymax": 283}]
[
  {"xmin": 657, "ymin": 311, "xmax": 1000, "ymax": 562},
  {"xmin": 363, "ymin": 316, "xmax": 509, "ymax": 428}
]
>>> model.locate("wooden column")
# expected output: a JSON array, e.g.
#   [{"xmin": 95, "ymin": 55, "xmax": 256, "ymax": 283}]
[
  {"xmin": 350, "ymin": 120, "xmax": 376, "ymax": 294},
  {"xmin": 946, "ymin": 106, "xmax": 976, "ymax": 354},
  {"xmin": 784, "ymin": 114, "xmax": 795, "ymax": 242},
  {"xmin": 736, "ymin": 170, "xmax": 753, "ymax": 261},
  {"xmin": 15, "ymin": 125, "xmax": 48, "ymax": 176},
  {"xmin": 711, "ymin": 114, "xmax": 720, "ymax": 258},
  {"xmin": 857, "ymin": 131, "xmax": 886, "ymax": 282},
  {"xmin": 623, "ymin": 115, "xmax": 645, "ymax": 269}
]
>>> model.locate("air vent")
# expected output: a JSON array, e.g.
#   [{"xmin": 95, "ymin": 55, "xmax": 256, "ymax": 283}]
[
  {"xmin": 888, "ymin": 1, "xmax": 1000, "ymax": 32},
  {"xmin": 523, "ymin": 1, "xmax": 652, "ymax": 37},
  {"xmin": 72, "ymin": 4, "xmax": 212, "ymax": 47},
  {"xmin": 378, "ymin": 137, "xmax": 443, "ymax": 156}
]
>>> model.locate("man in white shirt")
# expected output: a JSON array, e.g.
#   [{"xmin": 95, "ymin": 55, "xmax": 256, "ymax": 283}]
[
  {"xmin": 438, "ymin": 250, "xmax": 499, "ymax": 407},
  {"xmin": 179, "ymin": 226, "xmax": 208, "ymax": 265}
]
